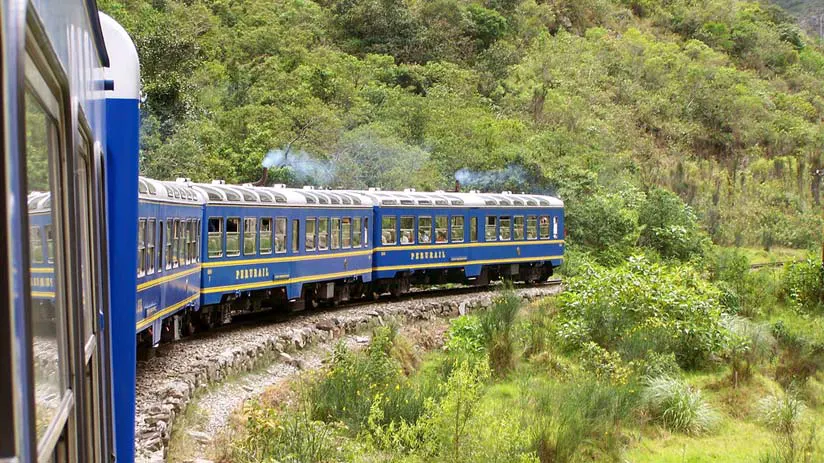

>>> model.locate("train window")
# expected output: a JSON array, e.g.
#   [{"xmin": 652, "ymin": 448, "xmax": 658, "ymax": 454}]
[
  {"xmin": 318, "ymin": 218, "xmax": 329, "ymax": 251},
  {"xmin": 451, "ymin": 216, "xmax": 464, "ymax": 243},
  {"xmin": 244, "ymin": 218, "xmax": 258, "ymax": 256},
  {"xmin": 527, "ymin": 216, "xmax": 538, "ymax": 240},
  {"xmin": 197, "ymin": 220, "xmax": 202, "ymax": 262},
  {"xmin": 353, "ymin": 217, "xmax": 362, "ymax": 248},
  {"xmin": 470, "ymin": 217, "xmax": 478, "ymax": 242},
  {"xmin": 364, "ymin": 217, "xmax": 369, "ymax": 246},
  {"xmin": 331, "ymin": 218, "xmax": 341, "ymax": 250},
  {"xmin": 260, "ymin": 218, "xmax": 273, "ymax": 254},
  {"xmin": 45, "ymin": 224, "xmax": 55, "ymax": 262},
  {"xmin": 190, "ymin": 221, "xmax": 197, "ymax": 262},
  {"xmin": 342, "ymin": 218, "xmax": 352, "ymax": 248},
  {"xmin": 176, "ymin": 220, "xmax": 183, "ymax": 267},
  {"xmin": 167, "ymin": 222, "xmax": 174, "ymax": 268},
  {"xmin": 306, "ymin": 218, "xmax": 317, "ymax": 251},
  {"xmin": 29, "ymin": 227, "xmax": 44, "ymax": 263},
  {"xmin": 552, "ymin": 216, "xmax": 559, "ymax": 239},
  {"xmin": 485, "ymin": 216, "xmax": 497, "ymax": 241},
  {"xmin": 435, "ymin": 216, "xmax": 448, "ymax": 243},
  {"xmin": 24, "ymin": 72, "xmax": 67, "ymax": 451},
  {"xmin": 159, "ymin": 221, "xmax": 164, "ymax": 271},
  {"xmin": 540, "ymin": 216, "xmax": 550, "ymax": 239},
  {"xmin": 275, "ymin": 218, "xmax": 287, "ymax": 253},
  {"xmin": 183, "ymin": 219, "xmax": 191, "ymax": 264},
  {"xmin": 138, "ymin": 219, "xmax": 146, "ymax": 276},
  {"xmin": 514, "ymin": 216, "xmax": 524, "ymax": 240},
  {"xmin": 292, "ymin": 219, "xmax": 300, "ymax": 253},
  {"xmin": 400, "ymin": 216, "xmax": 414, "ymax": 245},
  {"xmin": 381, "ymin": 216, "xmax": 397, "ymax": 245},
  {"xmin": 418, "ymin": 217, "xmax": 432, "ymax": 244},
  {"xmin": 499, "ymin": 217, "xmax": 512, "ymax": 241},
  {"xmin": 227, "ymin": 218, "xmax": 241, "ymax": 256},
  {"xmin": 147, "ymin": 219, "xmax": 156, "ymax": 274},
  {"xmin": 208, "ymin": 218, "xmax": 223, "ymax": 258}
]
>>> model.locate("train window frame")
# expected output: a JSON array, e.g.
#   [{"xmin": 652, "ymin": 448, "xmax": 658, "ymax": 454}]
[
  {"xmin": 226, "ymin": 217, "xmax": 241, "ymax": 257},
  {"xmin": 172, "ymin": 219, "xmax": 180, "ymax": 268},
  {"xmin": 364, "ymin": 217, "xmax": 369, "ymax": 246},
  {"xmin": 499, "ymin": 216, "xmax": 512, "ymax": 241},
  {"xmin": 208, "ymin": 217, "xmax": 223, "ymax": 258},
  {"xmin": 352, "ymin": 217, "xmax": 362, "ymax": 248},
  {"xmin": 243, "ymin": 217, "xmax": 258, "ymax": 256},
  {"xmin": 485, "ymin": 216, "xmax": 497, "ymax": 241},
  {"xmin": 196, "ymin": 219, "xmax": 202, "ymax": 262},
  {"xmin": 539, "ymin": 216, "xmax": 550, "ymax": 239},
  {"xmin": 158, "ymin": 220, "xmax": 164, "ymax": 272},
  {"xmin": 331, "ymin": 217, "xmax": 341, "ymax": 250},
  {"xmin": 527, "ymin": 216, "xmax": 538, "ymax": 240},
  {"xmin": 381, "ymin": 216, "xmax": 397, "ymax": 246},
  {"xmin": 147, "ymin": 219, "xmax": 156, "ymax": 274},
  {"xmin": 30, "ymin": 226, "xmax": 44, "ymax": 263},
  {"xmin": 23, "ymin": 37, "xmax": 75, "ymax": 459},
  {"xmin": 166, "ymin": 221, "xmax": 174, "ymax": 268},
  {"xmin": 400, "ymin": 216, "xmax": 414, "ymax": 245},
  {"xmin": 418, "ymin": 216, "xmax": 432, "ymax": 244},
  {"xmin": 435, "ymin": 216, "xmax": 448, "ymax": 243},
  {"xmin": 190, "ymin": 220, "xmax": 197, "ymax": 262},
  {"xmin": 470, "ymin": 217, "xmax": 478, "ymax": 242},
  {"xmin": 318, "ymin": 217, "xmax": 329, "ymax": 251},
  {"xmin": 275, "ymin": 217, "xmax": 287, "ymax": 254},
  {"xmin": 342, "ymin": 217, "xmax": 352, "ymax": 249},
  {"xmin": 305, "ymin": 218, "xmax": 317, "ymax": 251},
  {"xmin": 513, "ymin": 216, "xmax": 524, "ymax": 241},
  {"xmin": 138, "ymin": 219, "xmax": 146, "ymax": 277},
  {"xmin": 292, "ymin": 219, "xmax": 300, "ymax": 253},
  {"xmin": 552, "ymin": 216, "xmax": 559, "ymax": 239},
  {"xmin": 260, "ymin": 218, "xmax": 273, "ymax": 255},
  {"xmin": 451, "ymin": 216, "xmax": 464, "ymax": 243}
]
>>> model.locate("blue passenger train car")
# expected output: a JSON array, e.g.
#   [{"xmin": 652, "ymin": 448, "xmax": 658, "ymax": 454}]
[
  {"xmin": 193, "ymin": 182, "xmax": 374, "ymax": 318},
  {"xmin": 0, "ymin": 0, "xmax": 141, "ymax": 461},
  {"xmin": 364, "ymin": 190, "xmax": 564, "ymax": 294},
  {"xmin": 136, "ymin": 177, "xmax": 204, "ymax": 344}
]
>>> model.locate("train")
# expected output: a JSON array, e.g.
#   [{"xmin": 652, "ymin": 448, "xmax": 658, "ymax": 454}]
[
  {"xmin": 56, "ymin": 177, "xmax": 565, "ymax": 345},
  {"xmin": 0, "ymin": 0, "xmax": 564, "ymax": 462}
]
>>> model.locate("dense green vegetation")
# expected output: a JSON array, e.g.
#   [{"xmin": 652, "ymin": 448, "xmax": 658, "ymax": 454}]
[
  {"xmin": 101, "ymin": 0, "xmax": 824, "ymax": 249},
  {"xmin": 224, "ymin": 255, "xmax": 824, "ymax": 462}
]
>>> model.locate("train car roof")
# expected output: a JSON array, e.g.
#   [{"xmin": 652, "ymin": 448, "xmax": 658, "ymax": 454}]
[
  {"xmin": 27, "ymin": 192, "xmax": 52, "ymax": 212},
  {"xmin": 139, "ymin": 177, "xmax": 205, "ymax": 204},
  {"xmin": 347, "ymin": 189, "xmax": 564, "ymax": 208},
  {"xmin": 189, "ymin": 181, "xmax": 373, "ymax": 207}
]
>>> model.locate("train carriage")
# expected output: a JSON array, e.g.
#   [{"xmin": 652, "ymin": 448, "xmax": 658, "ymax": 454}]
[
  {"xmin": 366, "ymin": 189, "xmax": 564, "ymax": 293},
  {"xmin": 0, "ymin": 0, "xmax": 141, "ymax": 461},
  {"xmin": 194, "ymin": 182, "xmax": 374, "ymax": 318},
  {"xmin": 136, "ymin": 177, "xmax": 204, "ymax": 345}
]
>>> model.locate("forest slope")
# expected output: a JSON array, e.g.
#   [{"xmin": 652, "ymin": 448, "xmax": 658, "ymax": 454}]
[{"xmin": 100, "ymin": 0, "xmax": 824, "ymax": 249}]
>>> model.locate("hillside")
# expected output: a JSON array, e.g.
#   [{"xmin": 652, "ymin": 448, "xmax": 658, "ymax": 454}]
[
  {"xmin": 770, "ymin": 0, "xmax": 824, "ymax": 36},
  {"xmin": 99, "ymin": 0, "xmax": 824, "ymax": 251}
]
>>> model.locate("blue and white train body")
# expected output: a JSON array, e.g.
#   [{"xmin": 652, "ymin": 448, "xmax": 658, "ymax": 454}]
[{"xmin": 1, "ymin": 0, "xmax": 141, "ymax": 461}]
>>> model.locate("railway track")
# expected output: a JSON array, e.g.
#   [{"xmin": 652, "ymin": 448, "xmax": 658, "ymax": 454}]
[
  {"xmin": 749, "ymin": 260, "xmax": 802, "ymax": 269},
  {"xmin": 134, "ymin": 279, "xmax": 562, "ymax": 462}
]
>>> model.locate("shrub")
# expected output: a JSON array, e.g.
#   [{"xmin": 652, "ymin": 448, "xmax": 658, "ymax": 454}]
[
  {"xmin": 556, "ymin": 256, "xmax": 729, "ymax": 369},
  {"xmin": 772, "ymin": 322, "xmax": 823, "ymax": 388},
  {"xmin": 723, "ymin": 315, "xmax": 776, "ymax": 384},
  {"xmin": 782, "ymin": 259, "xmax": 824, "ymax": 314},
  {"xmin": 308, "ymin": 326, "xmax": 426, "ymax": 432},
  {"xmin": 231, "ymin": 402, "xmax": 337, "ymax": 463},
  {"xmin": 565, "ymin": 188, "xmax": 642, "ymax": 266},
  {"xmin": 532, "ymin": 378, "xmax": 639, "ymax": 463},
  {"xmin": 642, "ymin": 375, "xmax": 719, "ymax": 435},
  {"xmin": 637, "ymin": 188, "xmax": 708, "ymax": 261}
]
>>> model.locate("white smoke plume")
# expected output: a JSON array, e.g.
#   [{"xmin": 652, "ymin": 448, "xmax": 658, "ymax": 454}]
[{"xmin": 262, "ymin": 148, "xmax": 334, "ymax": 185}]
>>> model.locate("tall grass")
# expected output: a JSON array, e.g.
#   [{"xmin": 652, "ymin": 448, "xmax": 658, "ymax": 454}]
[
  {"xmin": 481, "ymin": 285, "xmax": 522, "ymax": 376},
  {"xmin": 231, "ymin": 402, "xmax": 337, "ymax": 463},
  {"xmin": 723, "ymin": 315, "xmax": 776, "ymax": 385},
  {"xmin": 532, "ymin": 378, "xmax": 638, "ymax": 463},
  {"xmin": 642, "ymin": 375, "xmax": 718, "ymax": 435},
  {"xmin": 757, "ymin": 392, "xmax": 819, "ymax": 463}
]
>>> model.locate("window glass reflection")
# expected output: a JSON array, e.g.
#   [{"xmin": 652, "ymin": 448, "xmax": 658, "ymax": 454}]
[{"xmin": 26, "ymin": 90, "xmax": 64, "ymax": 443}]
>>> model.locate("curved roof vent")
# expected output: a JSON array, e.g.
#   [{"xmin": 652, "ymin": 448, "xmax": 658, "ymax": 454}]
[
  {"xmin": 303, "ymin": 185, "xmax": 315, "ymax": 190},
  {"xmin": 212, "ymin": 180, "xmax": 226, "ymax": 185},
  {"xmin": 176, "ymin": 177, "xmax": 192, "ymax": 184}
]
